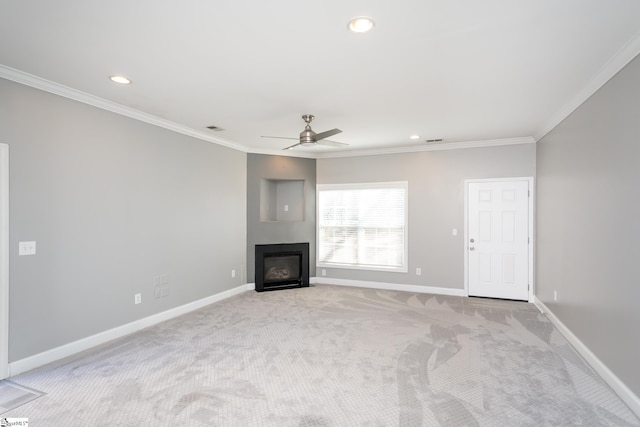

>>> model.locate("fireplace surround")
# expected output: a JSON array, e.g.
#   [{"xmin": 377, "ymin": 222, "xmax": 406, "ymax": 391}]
[{"xmin": 255, "ymin": 242, "xmax": 309, "ymax": 292}]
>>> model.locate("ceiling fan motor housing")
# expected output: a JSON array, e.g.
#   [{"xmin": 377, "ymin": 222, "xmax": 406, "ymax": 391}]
[{"xmin": 300, "ymin": 126, "xmax": 316, "ymax": 146}]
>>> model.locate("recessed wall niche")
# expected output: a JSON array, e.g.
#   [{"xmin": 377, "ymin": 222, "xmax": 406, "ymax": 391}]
[{"xmin": 260, "ymin": 179, "xmax": 305, "ymax": 222}]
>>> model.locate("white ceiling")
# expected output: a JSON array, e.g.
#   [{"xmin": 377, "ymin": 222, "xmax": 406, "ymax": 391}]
[{"xmin": 2, "ymin": 0, "xmax": 640, "ymax": 157}]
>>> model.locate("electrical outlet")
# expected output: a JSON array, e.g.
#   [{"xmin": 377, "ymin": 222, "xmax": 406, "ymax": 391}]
[
  {"xmin": 321, "ymin": 269, "xmax": 326, "ymax": 277},
  {"xmin": 284, "ymin": 205, "xmax": 289, "ymax": 212},
  {"xmin": 134, "ymin": 293, "xmax": 142, "ymax": 304},
  {"xmin": 232, "ymin": 269, "xmax": 236, "ymax": 278},
  {"xmin": 416, "ymin": 268, "xmax": 422, "ymax": 276},
  {"xmin": 452, "ymin": 228, "xmax": 458, "ymax": 236}
]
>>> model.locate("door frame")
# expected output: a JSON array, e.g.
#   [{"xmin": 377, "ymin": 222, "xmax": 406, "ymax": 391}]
[
  {"xmin": 464, "ymin": 177, "xmax": 535, "ymax": 302},
  {"xmin": 1, "ymin": 143, "xmax": 8, "ymax": 378}
]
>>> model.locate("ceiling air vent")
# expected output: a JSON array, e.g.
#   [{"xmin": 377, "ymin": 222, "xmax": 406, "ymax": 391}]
[
  {"xmin": 206, "ymin": 125, "xmax": 224, "ymax": 131},
  {"xmin": 426, "ymin": 138, "xmax": 444, "ymax": 143}
]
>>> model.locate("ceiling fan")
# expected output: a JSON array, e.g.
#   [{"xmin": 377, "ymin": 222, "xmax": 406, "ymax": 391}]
[{"xmin": 261, "ymin": 114, "xmax": 349, "ymax": 150}]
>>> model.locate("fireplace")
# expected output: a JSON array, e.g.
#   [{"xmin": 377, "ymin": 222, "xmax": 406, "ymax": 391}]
[{"xmin": 255, "ymin": 243, "xmax": 309, "ymax": 292}]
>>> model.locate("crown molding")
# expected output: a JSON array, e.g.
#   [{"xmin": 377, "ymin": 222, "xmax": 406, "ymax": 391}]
[
  {"xmin": 247, "ymin": 147, "xmax": 317, "ymax": 159},
  {"xmin": 0, "ymin": 64, "xmax": 249, "ymax": 153},
  {"xmin": 535, "ymin": 31, "xmax": 640, "ymax": 141},
  {"xmin": 0, "ymin": 65, "xmax": 537, "ymax": 159},
  {"xmin": 249, "ymin": 137, "xmax": 535, "ymax": 159},
  {"xmin": 0, "ymin": 65, "xmax": 535, "ymax": 160},
  {"xmin": 313, "ymin": 136, "xmax": 536, "ymax": 159}
]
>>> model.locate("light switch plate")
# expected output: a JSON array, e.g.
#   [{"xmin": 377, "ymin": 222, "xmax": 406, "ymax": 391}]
[{"xmin": 19, "ymin": 241, "xmax": 36, "ymax": 256}]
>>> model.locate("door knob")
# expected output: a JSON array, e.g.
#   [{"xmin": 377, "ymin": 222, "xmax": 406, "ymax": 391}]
[
  {"xmin": 470, "ymin": 238, "xmax": 475, "ymax": 243},
  {"xmin": 469, "ymin": 246, "xmax": 475, "ymax": 251}
]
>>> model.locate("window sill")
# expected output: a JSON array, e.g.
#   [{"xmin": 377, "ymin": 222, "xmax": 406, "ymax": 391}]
[{"xmin": 317, "ymin": 262, "xmax": 407, "ymax": 273}]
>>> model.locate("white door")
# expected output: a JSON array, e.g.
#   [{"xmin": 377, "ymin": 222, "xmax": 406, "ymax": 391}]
[
  {"xmin": 467, "ymin": 180, "xmax": 530, "ymax": 301},
  {"xmin": 0, "ymin": 143, "xmax": 8, "ymax": 379}
]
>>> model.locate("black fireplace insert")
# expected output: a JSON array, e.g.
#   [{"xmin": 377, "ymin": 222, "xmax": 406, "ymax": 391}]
[{"xmin": 255, "ymin": 242, "xmax": 309, "ymax": 292}]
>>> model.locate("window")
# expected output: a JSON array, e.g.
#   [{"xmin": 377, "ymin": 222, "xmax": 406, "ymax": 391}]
[{"xmin": 317, "ymin": 182, "xmax": 408, "ymax": 272}]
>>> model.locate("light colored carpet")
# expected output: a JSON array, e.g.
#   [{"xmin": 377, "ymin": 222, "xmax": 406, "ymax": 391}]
[{"xmin": 4, "ymin": 284, "xmax": 639, "ymax": 426}]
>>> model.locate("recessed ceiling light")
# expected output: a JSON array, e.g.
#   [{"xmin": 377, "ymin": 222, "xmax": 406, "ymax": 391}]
[
  {"xmin": 348, "ymin": 16, "xmax": 375, "ymax": 34},
  {"xmin": 109, "ymin": 75, "xmax": 131, "ymax": 85},
  {"xmin": 409, "ymin": 135, "xmax": 421, "ymax": 140}
]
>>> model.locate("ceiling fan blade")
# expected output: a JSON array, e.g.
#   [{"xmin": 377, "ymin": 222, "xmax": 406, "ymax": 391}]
[
  {"xmin": 314, "ymin": 128, "xmax": 342, "ymax": 141},
  {"xmin": 283, "ymin": 142, "xmax": 302, "ymax": 150},
  {"xmin": 261, "ymin": 136, "xmax": 299, "ymax": 141},
  {"xmin": 316, "ymin": 140, "xmax": 349, "ymax": 147}
]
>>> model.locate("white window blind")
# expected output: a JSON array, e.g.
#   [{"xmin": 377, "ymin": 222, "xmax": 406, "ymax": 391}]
[{"xmin": 317, "ymin": 182, "xmax": 408, "ymax": 272}]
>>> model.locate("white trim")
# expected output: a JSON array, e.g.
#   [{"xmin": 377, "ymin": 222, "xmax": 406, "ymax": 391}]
[
  {"xmin": 314, "ymin": 137, "xmax": 536, "ymax": 159},
  {"xmin": 8, "ymin": 283, "xmax": 254, "ymax": 377},
  {"xmin": 316, "ymin": 181, "xmax": 408, "ymax": 191},
  {"xmin": 533, "ymin": 297, "xmax": 640, "ymax": 418},
  {"xmin": 464, "ymin": 177, "xmax": 535, "ymax": 302},
  {"xmin": 314, "ymin": 277, "xmax": 465, "ymax": 297},
  {"xmin": 464, "ymin": 183, "xmax": 469, "ymax": 297},
  {"xmin": 247, "ymin": 148, "xmax": 317, "ymax": 159},
  {"xmin": 535, "ymin": 34, "xmax": 640, "ymax": 141},
  {"xmin": 0, "ymin": 143, "xmax": 8, "ymax": 379},
  {"xmin": 0, "ymin": 65, "xmax": 248, "ymax": 153}
]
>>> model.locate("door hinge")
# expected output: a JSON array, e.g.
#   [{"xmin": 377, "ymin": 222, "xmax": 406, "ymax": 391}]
[
  {"xmin": 528, "ymin": 237, "xmax": 530, "ymax": 244},
  {"xmin": 528, "ymin": 190, "xmax": 530, "ymax": 197}
]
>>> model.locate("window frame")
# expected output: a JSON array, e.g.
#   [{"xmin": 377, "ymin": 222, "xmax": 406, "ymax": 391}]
[{"xmin": 316, "ymin": 181, "xmax": 408, "ymax": 273}]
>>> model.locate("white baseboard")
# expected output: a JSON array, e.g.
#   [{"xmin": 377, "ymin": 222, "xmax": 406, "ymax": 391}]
[
  {"xmin": 313, "ymin": 277, "xmax": 465, "ymax": 297},
  {"xmin": 9, "ymin": 283, "xmax": 254, "ymax": 377},
  {"xmin": 533, "ymin": 297, "xmax": 640, "ymax": 418}
]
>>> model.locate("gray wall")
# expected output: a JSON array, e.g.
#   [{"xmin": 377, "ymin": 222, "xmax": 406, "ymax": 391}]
[
  {"xmin": 247, "ymin": 154, "xmax": 316, "ymax": 282},
  {"xmin": 1, "ymin": 78, "xmax": 247, "ymax": 361},
  {"xmin": 536, "ymin": 56, "xmax": 640, "ymax": 396},
  {"xmin": 317, "ymin": 144, "xmax": 536, "ymax": 289}
]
